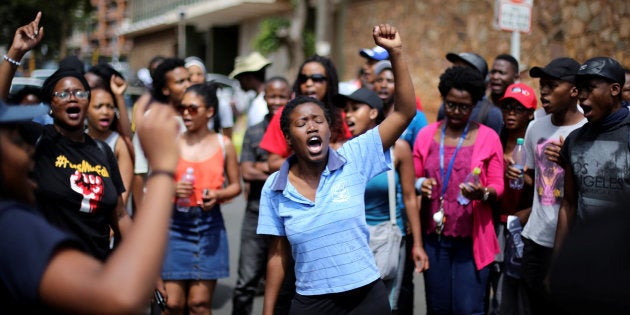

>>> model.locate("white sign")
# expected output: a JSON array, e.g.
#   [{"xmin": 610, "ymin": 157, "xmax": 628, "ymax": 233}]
[{"xmin": 495, "ymin": 0, "xmax": 533, "ymax": 33}]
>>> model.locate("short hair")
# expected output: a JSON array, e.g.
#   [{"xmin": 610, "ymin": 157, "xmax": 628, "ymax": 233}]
[
  {"xmin": 184, "ymin": 83, "xmax": 220, "ymax": 132},
  {"xmin": 149, "ymin": 55, "xmax": 166, "ymax": 75},
  {"xmin": 9, "ymin": 86, "xmax": 42, "ymax": 104},
  {"xmin": 151, "ymin": 58, "xmax": 185, "ymax": 103},
  {"xmin": 495, "ymin": 54, "xmax": 519, "ymax": 74},
  {"xmin": 280, "ymin": 96, "xmax": 332, "ymax": 140},
  {"xmin": 265, "ymin": 76, "xmax": 289, "ymax": 86},
  {"xmin": 86, "ymin": 63, "xmax": 124, "ymax": 91},
  {"xmin": 438, "ymin": 66, "xmax": 486, "ymax": 105}
]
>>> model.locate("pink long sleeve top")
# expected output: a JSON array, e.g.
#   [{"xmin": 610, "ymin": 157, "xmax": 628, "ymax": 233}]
[{"xmin": 413, "ymin": 121, "xmax": 503, "ymax": 270}]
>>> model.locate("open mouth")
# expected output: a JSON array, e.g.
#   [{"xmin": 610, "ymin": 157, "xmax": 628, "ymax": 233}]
[
  {"xmin": 303, "ymin": 91, "xmax": 318, "ymax": 99},
  {"xmin": 306, "ymin": 136, "xmax": 323, "ymax": 154},
  {"xmin": 580, "ymin": 104, "xmax": 592, "ymax": 116},
  {"xmin": 98, "ymin": 118, "xmax": 111, "ymax": 128},
  {"xmin": 540, "ymin": 98, "xmax": 551, "ymax": 112},
  {"xmin": 66, "ymin": 106, "xmax": 81, "ymax": 119}
]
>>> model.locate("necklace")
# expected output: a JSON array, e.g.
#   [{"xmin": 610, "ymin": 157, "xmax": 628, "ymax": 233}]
[{"xmin": 434, "ymin": 121, "xmax": 470, "ymax": 237}]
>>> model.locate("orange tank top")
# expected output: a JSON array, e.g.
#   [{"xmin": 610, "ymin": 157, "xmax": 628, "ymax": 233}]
[{"xmin": 175, "ymin": 135, "xmax": 226, "ymax": 206}]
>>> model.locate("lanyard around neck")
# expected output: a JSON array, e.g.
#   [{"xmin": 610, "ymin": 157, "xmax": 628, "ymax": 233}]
[{"xmin": 439, "ymin": 121, "xmax": 470, "ymax": 197}]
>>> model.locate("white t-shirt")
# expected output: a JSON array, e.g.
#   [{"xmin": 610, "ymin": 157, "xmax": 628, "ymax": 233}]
[
  {"xmin": 207, "ymin": 87, "xmax": 234, "ymax": 131},
  {"xmin": 521, "ymin": 114, "xmax": 587, "ymax": 247},
  {"xmin": 247, "ymin": 92, "xmax": 268, "ymax": 127}
]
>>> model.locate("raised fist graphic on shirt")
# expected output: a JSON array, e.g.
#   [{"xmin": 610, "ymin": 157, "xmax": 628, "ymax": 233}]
[{"xmin": 70, "ymin": 170, "xmax": 104, "ymax": 213}]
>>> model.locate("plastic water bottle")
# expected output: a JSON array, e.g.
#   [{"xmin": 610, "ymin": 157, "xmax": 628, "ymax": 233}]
[
  {"xmin": 507, "ymin": 215, "xmax": 524, "ymax": 258},
  {"xmin": 176, "ymin": 167, "xmax": 195, "ymax": 212},
  {"xmin": 510, "ymin": 138, "xmax": 527, "ymax": 190},
  {"xmin": 457, "ymin": 167, "xmax": 481, "ymax": 206}
]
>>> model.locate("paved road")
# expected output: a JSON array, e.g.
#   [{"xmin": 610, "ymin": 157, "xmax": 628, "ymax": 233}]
[{"xmin": 211, "ymin": 193, "xmax": 427, "ymax": 315}]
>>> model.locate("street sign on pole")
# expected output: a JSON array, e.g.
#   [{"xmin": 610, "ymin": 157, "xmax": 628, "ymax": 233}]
[{"xmin": 494, "ymin": 0, "xmax": 533, "ymax": 34}]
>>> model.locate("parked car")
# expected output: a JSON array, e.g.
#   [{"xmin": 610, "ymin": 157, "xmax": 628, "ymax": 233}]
[
  {"xmin": 8, "ymin": 77, "xmax": 44, "ymax": 101},
  {"xmin": 30, "ymin": 69, "xmax": 56, "ymax": 81}
]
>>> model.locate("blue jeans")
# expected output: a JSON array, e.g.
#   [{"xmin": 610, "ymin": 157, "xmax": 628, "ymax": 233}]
[{"xmin": 423, "ymin": 234, "xmax": 489, "ymax": 315}]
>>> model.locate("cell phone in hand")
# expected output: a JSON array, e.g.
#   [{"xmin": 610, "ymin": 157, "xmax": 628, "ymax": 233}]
[
  {"xmin": 202, "ymin": 188, "xmax": 210, "ymax": 202},
  {"xmin": 154, "ymin": 289, "xmax": 166, "ymax": 311}
]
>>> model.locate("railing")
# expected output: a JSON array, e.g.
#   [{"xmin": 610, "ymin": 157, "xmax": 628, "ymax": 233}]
[{"xmin": 130, "ymin": 0, "xmax": 207, "ymax": 23}]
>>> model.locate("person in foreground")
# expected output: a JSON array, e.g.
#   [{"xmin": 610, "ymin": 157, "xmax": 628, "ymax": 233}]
[
  {"xmin": 0, "ymin": 96, "xmax": 179, "ymax": 312},
  {"xmin": 257, "ymin": 24, "xmax": 416, "ymax": 315}
]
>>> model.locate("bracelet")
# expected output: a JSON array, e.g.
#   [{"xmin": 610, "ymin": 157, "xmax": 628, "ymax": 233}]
[
  {"xmin": 148, "ymin": 169, "xmax": 176, "ymax": 180},
  {"xmin": 414, "ymin": 177, "xmax": 426, "ymax": 194},
  {"xmin": 3, "ymin": 54, "xmax": 21, "ymax": 67}
]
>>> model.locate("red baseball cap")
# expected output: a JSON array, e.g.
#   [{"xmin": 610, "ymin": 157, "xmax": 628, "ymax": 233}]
[{"xmin": 499, "ymin": 83, "xmax": 537, "ymax": 109}]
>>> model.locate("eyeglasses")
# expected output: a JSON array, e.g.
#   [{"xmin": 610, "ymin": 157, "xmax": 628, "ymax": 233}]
[
  {"xmin": 53, "ymin": 90, "xmax": 90, "ymax": 100},
  {"xmin": 444, "ymin": 101, "xmax": 473, "ymax": 113},
  {"xmin": 501, "ymin": 103, "xmax": 530, "ymax": 114},
  {"xmin": 298, "ymin": 73, "xmax": 327, "ymax": 83},
  {"xmin": 176, "ymin": 104, "xmax": 200, "ymax": 116}
]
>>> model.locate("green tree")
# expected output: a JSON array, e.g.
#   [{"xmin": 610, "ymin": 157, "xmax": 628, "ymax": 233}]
[
  {"xmin": 0, "ymin": 0, "xmax": 92, "ymax": 65},
  {"xmin": 252, "ymin": 0, "xmax": 313, "ymax": 78}
]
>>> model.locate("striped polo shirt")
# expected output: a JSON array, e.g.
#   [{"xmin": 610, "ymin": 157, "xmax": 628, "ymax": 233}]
[{"xmin": 257, "ymin": 127, "xmax": 391, "ymax": 295}]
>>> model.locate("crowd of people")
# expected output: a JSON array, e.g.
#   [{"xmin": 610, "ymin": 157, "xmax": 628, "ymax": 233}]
[{"xmin": 2, "ymin": 11, "xmax": 630, "ymax": 315}]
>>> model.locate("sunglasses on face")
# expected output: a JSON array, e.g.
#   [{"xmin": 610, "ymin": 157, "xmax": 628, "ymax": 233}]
[
  {"xmin": 445, "ymin": 101, "xmax": 473, "ymax": 113},
  {"xmin": 53, "ymin": 90, "xmax": 90, "ymax": 100},
  {"xmin": 501, "ymin": 103, "xmax": 530, "ymax": 114},
  {"xmin": 176, "ymin": 104, "xmax": 200, "ymax": 116},
  {"xmin": 298, "ymin": 73, "xmax": 327, "ymax": 83}
]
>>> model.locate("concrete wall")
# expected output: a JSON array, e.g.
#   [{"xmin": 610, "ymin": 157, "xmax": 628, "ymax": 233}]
[
  {"xmin": 339, "ymin": 0, "xmax": 630, "ymax": 121},
  {"xmin": 127, "ymin": 28, "xmax": 177, "ymax": 73}
]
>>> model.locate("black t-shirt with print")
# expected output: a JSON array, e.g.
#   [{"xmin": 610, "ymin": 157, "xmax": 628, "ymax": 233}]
[{"xmin": 33, "ymin": 125, "xmax": 124, "ymax": 261}]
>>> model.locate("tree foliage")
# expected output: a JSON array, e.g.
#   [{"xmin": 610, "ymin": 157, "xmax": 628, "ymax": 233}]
[
  {"xmin": 0, "ymin": 0, "xmax": 92, "ymax": 64},
  {"xmin": 253, "ymin": 17, "xmax": 315, "ymax": 58}
]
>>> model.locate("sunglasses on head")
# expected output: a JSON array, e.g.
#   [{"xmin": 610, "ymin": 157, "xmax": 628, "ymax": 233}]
[
  {"xmin": 176, "ymin": 104, "xmax": 200, "ymax": 116},
  {"xmin": 298, "ymin": 73, "xmax": 327, "ymax": 83}
]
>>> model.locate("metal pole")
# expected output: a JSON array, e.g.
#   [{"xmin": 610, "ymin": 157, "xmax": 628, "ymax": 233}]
[
  {"xmin": 178, "ymin": 10, "xmax": 186, "ymax": 58},
  {"xmin": 315, "ymin": 0, "xmax": 330, "ymax": 56},
  {"xmin": 511, "ymin": 31, "xmax": 520, "ymax": 65}
]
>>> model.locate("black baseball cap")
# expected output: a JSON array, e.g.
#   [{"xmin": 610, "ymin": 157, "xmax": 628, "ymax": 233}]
[
  {"xmin": 335, "ymin": 87, "xmax": 383, "ymax": 112},
  {"xmin": 446, "ymin": 52, "xmax": 488, "ymax": 78},
  {"xmin": 576, "ymin": 57, "xmax": 625, "ymax": 85},
  {"xmin": 529, "ymin": 57, "xmax": 580, "ymax": 83}
]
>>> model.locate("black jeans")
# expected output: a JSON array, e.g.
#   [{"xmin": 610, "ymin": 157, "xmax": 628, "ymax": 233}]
[
  {"xmin": 232, "ymin": 203, "xmax": 269, "ymax": 315},
  {"xmin": 520, "ymin": 237, "xmax": 557, "ymax": 315},
  {"xmin": 232, "ymin": 201, "xmax": 295, "ymax": 315}
]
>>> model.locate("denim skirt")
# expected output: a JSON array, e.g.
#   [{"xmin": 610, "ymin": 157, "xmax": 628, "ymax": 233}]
[{"xmin": 162, "ymin": 205, "xmax": 229, "ymax": 280}]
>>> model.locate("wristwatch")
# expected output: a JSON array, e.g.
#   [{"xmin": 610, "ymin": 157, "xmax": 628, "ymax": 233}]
[{"xmin": 482, "ymin": 187, "xmax": 490, "ymax": 202}]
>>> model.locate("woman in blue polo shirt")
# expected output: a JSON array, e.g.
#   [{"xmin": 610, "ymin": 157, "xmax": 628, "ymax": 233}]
[{"xmin": 257, "ymin": 24, "xmax": 416, "ymax": 315}]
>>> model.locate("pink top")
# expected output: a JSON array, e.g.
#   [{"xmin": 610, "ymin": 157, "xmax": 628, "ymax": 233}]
[
  {"xmin": 413, "ymin": 121, "xmax": 504, "ymax": 270},
  {"xmin": 423, "ymin": 143, "xmax": 475, "ymax": 237}
]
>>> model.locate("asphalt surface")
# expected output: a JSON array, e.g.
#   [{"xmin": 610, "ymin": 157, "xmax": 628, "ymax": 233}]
[{"xmin": 211, "ymin": 193, "xmax": 427, "ymax": 315}]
